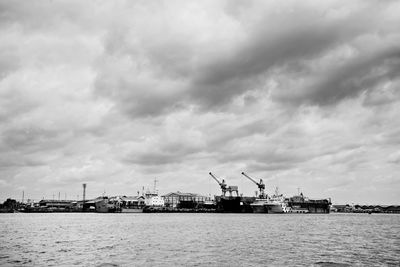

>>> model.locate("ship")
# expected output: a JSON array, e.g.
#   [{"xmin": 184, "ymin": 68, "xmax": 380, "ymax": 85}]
[
  {"xmin": 119, "ymin": 196, "xmax": 145, "ymax": 213},
  {"xmin": 208, "ymin": 172, "xmax": 255, "ymax": 213},
  {"xmin": 210, "ymin": 172, "xmax": 331, "ymax": 213},
  {"xmin": 250, "ymin": 187, "xmax": 291, "ymax": 213},
  {"xmin": 95, "ymin": 195, "xmax": 146, "ymax": 213},
  {"xmin": 95, "ymin": 197, "xmax": 117, "ymax": 213},
  {"xmin": 264, "ymin": 188, "xmax": 291, "ymax": 213},
  {"xmin": 250, "ymin": 198, "xmax": 269, "ymax": 213},
  {"xmin": 215, "ymin": 196, "xmax": 255, "ymax": 213},
  {"xmin": 242, "ymin": 173, "xmax": 290, "ymax": 213},
  {"xmin": 286, "ymin": 193, "xmax": 331, "ymax": 213}
]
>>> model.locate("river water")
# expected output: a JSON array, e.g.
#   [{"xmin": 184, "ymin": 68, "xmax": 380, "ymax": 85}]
[{"xmin": 0, "ymin": 213, "xmax": 399, "ymax": 266}]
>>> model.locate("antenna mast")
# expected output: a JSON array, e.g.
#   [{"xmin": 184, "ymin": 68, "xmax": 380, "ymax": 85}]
[{"xmin": 154, "ymin": 178, "xmax": 158, "ymax": 194}]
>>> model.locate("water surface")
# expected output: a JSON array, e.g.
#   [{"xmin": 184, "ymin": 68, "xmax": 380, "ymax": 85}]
[{"xmin": 1, "ymin": 213, "xmax": 399, "ymax": 266}]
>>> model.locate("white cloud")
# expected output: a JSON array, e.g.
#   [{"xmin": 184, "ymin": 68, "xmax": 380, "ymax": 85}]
[{"xmin": 0, "ymin": 0, "xmax": 399, "ymax": 204}]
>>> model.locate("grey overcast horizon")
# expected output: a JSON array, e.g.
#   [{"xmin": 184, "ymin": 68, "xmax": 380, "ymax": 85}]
[{"xmin": 1, "ymin": 1, "xmax": 399, "ymax": 204}]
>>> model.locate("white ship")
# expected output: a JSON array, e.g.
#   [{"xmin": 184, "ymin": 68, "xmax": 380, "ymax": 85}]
[
  {"xmin": 264, "ymin": 191, "xmax": 290, "ymax": 213},
  {"xmin": 251, "ymin": 187, "xmax": 290, "ymax": 213},
  {"xmin": 250, "ymin": 198, "xmax": 269, "ymax": 213}
]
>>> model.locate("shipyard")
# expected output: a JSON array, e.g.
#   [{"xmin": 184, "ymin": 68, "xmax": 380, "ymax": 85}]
[
  {"xmin": 1, "ymin": 172, "xmax": 341, "ymax": 214},
  {"xmin": 2, "ymin": 1, "xmax": 400, "ymax": 266},
  {"xmin": 3, "ymin": 172, "xmax": 399, "ymax": 215}
]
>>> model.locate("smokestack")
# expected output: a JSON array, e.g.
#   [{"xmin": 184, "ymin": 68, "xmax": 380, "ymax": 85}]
[{"xmin": 82, "ymin": 183, "xmax": 87, "ymax": 211}]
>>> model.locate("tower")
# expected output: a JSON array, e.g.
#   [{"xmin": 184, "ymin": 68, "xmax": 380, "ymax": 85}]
[{"xmin": 82, "ymin": 183, "xmax": 87, "ymax": 211}]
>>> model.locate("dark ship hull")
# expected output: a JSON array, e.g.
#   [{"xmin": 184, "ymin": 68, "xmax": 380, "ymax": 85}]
[
  {"xmin": 287, "ymin": 199, "xmax": 331, "ymax": 213},
  {"xmin": 214, "ymin": 196, "xmax": 255, "ymax": 213},
  {"xmin": 215, "ymin": 195, "xmax": 331, "ymax": 213}
]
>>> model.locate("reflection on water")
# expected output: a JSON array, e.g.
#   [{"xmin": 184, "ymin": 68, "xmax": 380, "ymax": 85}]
[{"xmin": 1, "ymin": 213, "xmax": 399, "ymax": 266}]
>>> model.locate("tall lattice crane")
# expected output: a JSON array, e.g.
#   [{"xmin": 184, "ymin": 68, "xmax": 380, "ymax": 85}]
[
  {"xmin": 209, "ymin": 172, "xmax": 239, "ymax": 197},
  {"xmin": 241, "ymin": 172, "xmax": 266, "ymax": 198}
]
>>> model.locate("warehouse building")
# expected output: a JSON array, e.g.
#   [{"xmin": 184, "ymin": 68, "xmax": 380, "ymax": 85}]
[{"xmin": 162, "ymin": 192, "xmax": 212, "ymax": 208}]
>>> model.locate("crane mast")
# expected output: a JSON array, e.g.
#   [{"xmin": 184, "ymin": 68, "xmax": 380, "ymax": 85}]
[
  {"xmin": 241, "ymin": 172, "xmax": 266, "ymax": 198},
  {"xmin": 209, "ymin": 172, "xmax": 227, "ymax": 196},
  {"xmin": 209, "ymin": 172, "xmax": 239, "ymax": 197}
]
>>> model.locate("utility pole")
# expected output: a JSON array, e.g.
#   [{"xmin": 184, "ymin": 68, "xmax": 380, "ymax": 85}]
[{"xmin": 82, "ymin": 183, "xmax": 87, "ymax": 211}]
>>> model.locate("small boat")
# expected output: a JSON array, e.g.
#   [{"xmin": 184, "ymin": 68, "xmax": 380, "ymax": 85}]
[
  {"xmin": 95, "ymin": 197, "xmax": 117, "ymax": 213},
  {"xmin": 289, "ymin": 205, "xmax": 310, "ymax": 213},
  {"xmin": 120, "ymin": 207, "xmax": 143, "ymax": 213},
  {"xmin": 119, "ymin": 196, "xmax": 145, "ymax": 213}
]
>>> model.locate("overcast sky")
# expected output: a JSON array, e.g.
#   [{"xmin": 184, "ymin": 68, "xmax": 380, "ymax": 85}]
[{"xmin": 1, "ymin": 0, "xmax": 399, "ymax": 204}]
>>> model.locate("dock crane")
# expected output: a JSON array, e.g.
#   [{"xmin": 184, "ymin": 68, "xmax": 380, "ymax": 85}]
[
  {"xmin": 241, "ymin": 172, "xmax": 266, "ymax": 199},
  {"xmin": 209, "ymin": 172, "xmax": 239, "ymax": 197}
]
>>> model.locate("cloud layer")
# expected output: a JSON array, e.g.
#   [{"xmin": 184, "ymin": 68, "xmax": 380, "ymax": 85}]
[{"xmin": 1, "ymin": 0, "xmax": 400, "ymax": 204}]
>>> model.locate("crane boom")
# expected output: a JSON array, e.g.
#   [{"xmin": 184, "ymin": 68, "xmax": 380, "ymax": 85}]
[
  {"xmin": 241, "ymin": 172, "xmax": 259, "ymax": 185},
  {"xmin": 208, "ymin": 172, "xmax": 239, "ymax": 197},
  {"xmin": 241, "ymin": 172, "xmax": 266, "ymax": 198},
  {"xmin": 209, "ymin": 172, "xmax": 222, "ymax": 185}
]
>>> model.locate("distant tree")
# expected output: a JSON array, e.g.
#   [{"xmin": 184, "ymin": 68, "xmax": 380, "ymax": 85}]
[{"xmin": 3, "ymin": 198, "xmax": 17, "ymax": 209}]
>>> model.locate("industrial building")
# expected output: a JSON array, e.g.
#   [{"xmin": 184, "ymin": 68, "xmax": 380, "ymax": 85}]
[{"xmin": 162, "ymin": 192, "xmax": 212, "ymax": 208}]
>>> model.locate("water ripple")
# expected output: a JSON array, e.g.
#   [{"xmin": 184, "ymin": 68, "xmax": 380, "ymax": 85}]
[{"xmin": 0, "ymin": 213, "xmax": 399, "ymax": 266}]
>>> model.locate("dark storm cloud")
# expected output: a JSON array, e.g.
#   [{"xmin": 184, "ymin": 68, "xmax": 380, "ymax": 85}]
[
  {"xmin": 193, "ymin": 7, "xmax": 365, "ymax": 87},
  {"xmin": 2, "ymin": 127, "xmax": 60, "ymax": 152},
  {"xmin": 219, "ymin": 148, "xmax": 305, "ymax": 171},
  {"xmin": 122, "ymin": 132, "xmax": 206, "ymax": 167},
  {"xmin": 93, "ymin": 0, "xmax": 396, "ymax": 118},
  {"xmin": 95, "ymin": 73, "xmax": 183, "ymax": 117},
  {"xmin": 277, "ymin": 48, "xmax": 400, "ymax": 106},
  {"xmin": 205, "ymin": 118, "xmax": 276, "ymax": 147}
]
